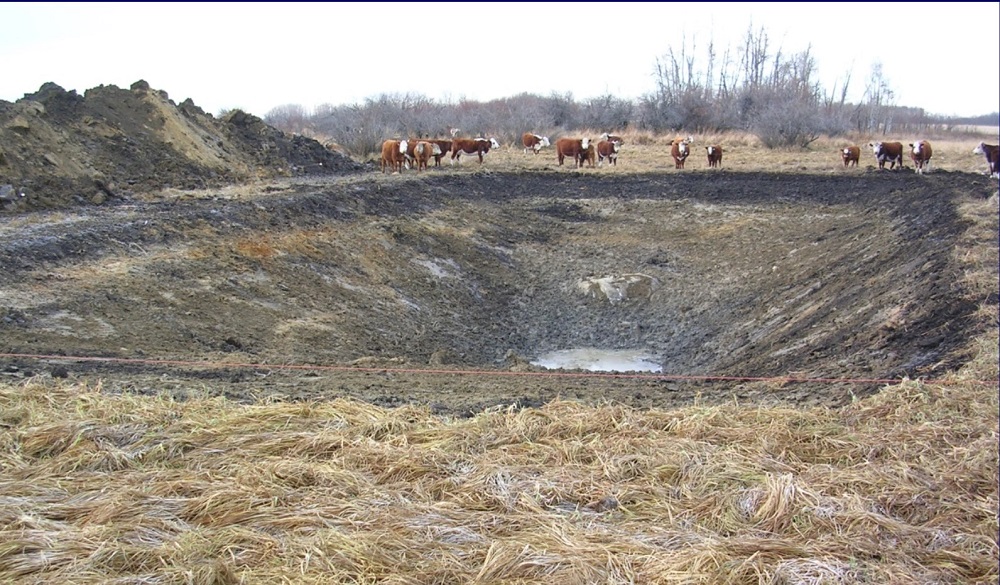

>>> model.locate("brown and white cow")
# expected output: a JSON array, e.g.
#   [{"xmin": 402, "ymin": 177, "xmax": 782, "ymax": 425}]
[
  {"xmin": 596, "ymin": 140, "xmax": 620, "ymax": 166},
  {"xmin": 522, "ymin": 132, "xmax": 551, "ymax": 154},
  {"xmin": 705, "ymin": 145, "xmax": 723, "ymax": 168},
  {"xmin": 841, "ymin": 145, "xmax": 860, "ymax": 167},
  {"xmin": 411, "ymin": 141, "xmax": 442, "ymax": 172},
  {"xmin": 578, "ymin": 142, "xmax": 597, "ymax": 167},
  {"xmin": 451, "ymin": 137, "xmax": 500, "ymax": 164},
  {"xmin": 555, "ymin": 137, "xmax": 591, "ymax": 167},
  {"xmin": 425, "ymin": 139, "xmax": 453, "ymax": 167},
  {"xmin": 380, "ymin": 139, "xmax": 409, "ymax": 174},
  {"xmin": 973, "ymin": 142, "xmax": 999, "ymax": 178},
  {"xmin": 670, "ymin": 139, "xmax": 690, "ymax": 169},
  {"xmin": 868, "ymin": 141, "xmax": 904, "ymax": 170},
  {"xmin": 908, "ymin": 140, "xmax": 932, "ymax": 174},
  {"xmin": 600, "ymin": 132, "xmax": 625, "ymax": 146}
]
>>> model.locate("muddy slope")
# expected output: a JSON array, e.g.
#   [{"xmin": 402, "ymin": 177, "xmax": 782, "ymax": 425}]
[{"xmin": 1, "ymin": 169, "xmax": 993, "ymax": 415}]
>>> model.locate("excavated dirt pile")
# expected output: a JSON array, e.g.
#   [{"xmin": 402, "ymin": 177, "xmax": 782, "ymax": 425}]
[
  {"xmin": 0, "ymin": 82, "xmax": 996, "ymax": 417},
  {"xmin": 0, "ymin": 80, "xmax": 362, "ymax": 210}
]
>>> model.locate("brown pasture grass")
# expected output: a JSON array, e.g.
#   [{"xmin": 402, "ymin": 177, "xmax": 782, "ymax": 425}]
[
  {"xmin": 1, "ymin": 141, "xmax": 996, "ymax": 583},
  {"xmin": 0, "ymin": 370, "xmax": 996, "ymax": 583}
]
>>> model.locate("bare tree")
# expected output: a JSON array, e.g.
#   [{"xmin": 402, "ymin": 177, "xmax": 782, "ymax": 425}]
[
  {"xmin": 858, "ymin": 62, "xmax": 895, "ymax": 134},
  {"xmin": 264, "ymin": 104, "xmax": 310, "ymax": 135},
  {"xmin": 740, "ymin": 24, "xmax": 770, "ymax": 90},
  {"xmin": 580, "ymin": 93, "xmax": 634, "ymax": 132}
]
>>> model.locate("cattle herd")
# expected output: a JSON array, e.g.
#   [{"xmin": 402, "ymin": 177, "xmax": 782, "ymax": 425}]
[{"xmin": 380, "ymin": 133, "xmax": 999, "ymax": 177}]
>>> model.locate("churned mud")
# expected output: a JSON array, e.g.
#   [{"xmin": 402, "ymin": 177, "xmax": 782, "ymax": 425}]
[{"xmin": 1, "ymin": 169, "xmax": 994, "ymax": 415}]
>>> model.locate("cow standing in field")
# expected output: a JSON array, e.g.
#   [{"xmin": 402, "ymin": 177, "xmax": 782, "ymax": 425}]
[
  {"xmin": 405, "ymin": 138, "xmax": 452, "ymax": 168},
  {"xmin": 522, "ymin": 133, "xmax": 551, "ymax": 154},
  {"xmin": 411, "ymin": 141, "xmax": 442, "ymax": 172},
  {"xmin": 671, "ymin": 139, "xmax": 690, "ymax": 169},
  {"xmin": 909, "ymin": 140, "xmax": 932, "ymax": 174},
  {"xmin": 555, "ymin": 137, "xmax": 591, "ymax": 167},
  {"xmin": 868, "ymin": 141, "xmax": 904, "ymax": 170},
  {"xmin": 596, "ymin": 140, "xmax": 620, "ymax": 166},
  {"xmin": 451, "ymin": 137, "xmax": 500, "ymax": 164},
  {"xmin": 380, "ymin": 139, "xmax": 409, "ymax": 174},
  {"xmin": 705, "ymin": 145, "xmax": 723, "ymax": 168},
  {"xmin": 427, "ymin": 139, "xmax": 453, "ymax": 167},
  {"xmin": 973, "ymin": 142, "xmax": 999, "ymax": 178},
  {"xmin": 842, "ymin": 146, "xmax": 860, "ymax": 167},
  {"xmin": 578, "ymin": 142, "xmax": 597, "ymax": 167}
]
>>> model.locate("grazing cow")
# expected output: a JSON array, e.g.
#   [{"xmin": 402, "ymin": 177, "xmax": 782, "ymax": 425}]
[
  {"xmin": 380, "ymin": 139, "xmax": 409, "ymax": 174},
  {"xmin": 908, "ymin": 140, "xmax": 932, "ymax": 174},
  {"xmin": 522, "ymin": 132, "xmax": 551, "ymax": 154},
  {"xmin": 600, "ymin": 133, "xmax": 625, "ymax": 146},
  {"xmin": 842, "ymin": 146, "xmax": 860, "ymax": 167},
  {"xmin": 412, "ymin": 141, "xmax": 442, "ymax": 172},
  {"xmin": 868, "ymin": 141, "xmax": 904, "ymax": 170},
  {"xmin": 671, "ymin": 139, "xmax": 690, "ymax": 169},
  {"xmin": 451, "ymin": 137, "xmax": 500, "ymax": 164},
  {"xmin": 705, "ymin": 145, "xmax": 723, "ymax": 168},
  {"xmin": 973, "ymin": 142, "xmax": 999, "ymax": 178},
  {"xmin": 597, "ymin": 140, "xmax": 620, "ymax": 166},
  {"xmin": 555, "ymin": 137, "xmax": 591, "ymax": 167}
]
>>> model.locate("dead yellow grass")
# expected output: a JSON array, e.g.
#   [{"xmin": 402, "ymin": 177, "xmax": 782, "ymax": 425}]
[{"xmin": 1, "ymin": 370, "xmax": 996, "ymax": 583}]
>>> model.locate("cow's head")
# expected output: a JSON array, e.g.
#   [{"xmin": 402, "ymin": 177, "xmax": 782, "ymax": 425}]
[
  {"xmin": 706, "ymin": 146, "xmax": 715, "ymax": 156},
  {"xmin": 531, "ymin": 136, "xmax": 550, "ymax": 152},
  {"xmin": 581, "ymin": 137, "xmax": 591, "ymax": 150},
  {"xmin": 843, "ymin": 148, "xmax": 851, "ymax": 157},
  {"xmin": 869, "ymin": 142, "xmax": 883, "ymax": 155},
  {"xmin": 973, "ymin": 142, "xmax": 986, "ymax": 155},
  {"xmin": 489, "ymin": 138, "xmax": 501, "ymax": 150},
  {"xmin": 910, "ymin": 141, "xmax": 925, "ymax": 155},
  {"xmin": 677, "ymin": 141, "xmax": 688, "ymax": 155},
  {"xmin": 399, "ymin": 139, "xmax": 409, "ymax": 154},
  {"xmin": 610, "ymin": 141, "xmax": 621, "ymax": 153}
]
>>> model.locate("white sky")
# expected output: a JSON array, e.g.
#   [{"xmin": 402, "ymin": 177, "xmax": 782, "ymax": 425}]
[{"xmin": 2, "ymin": 2, "xmax": 998, "ymax": 119}]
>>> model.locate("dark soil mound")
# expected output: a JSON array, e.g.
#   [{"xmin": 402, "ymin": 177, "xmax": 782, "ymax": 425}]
[{"xmin": 0, "ymin": 81, "xmax": 362, "ymax": 211}]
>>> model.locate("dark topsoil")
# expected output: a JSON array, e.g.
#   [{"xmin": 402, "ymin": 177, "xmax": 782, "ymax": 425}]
[{"xmin": 1, "ymin": 82, "xmax": 996, "ymax": 416}]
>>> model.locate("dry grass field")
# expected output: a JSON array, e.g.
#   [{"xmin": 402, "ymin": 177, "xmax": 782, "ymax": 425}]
[{"xmin": 0, "ymin": 129, "xmax": 997, "ymax": 584}]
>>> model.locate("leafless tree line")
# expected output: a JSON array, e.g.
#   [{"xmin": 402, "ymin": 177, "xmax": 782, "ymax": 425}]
[{"xmin": 263, "ymin": 25, "xmax": 993, "ymax": 157}]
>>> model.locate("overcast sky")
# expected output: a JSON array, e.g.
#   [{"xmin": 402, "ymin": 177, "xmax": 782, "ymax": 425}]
[{"xmin": 2, "ymin": 2, "xmax": 998, "ymax": 119}]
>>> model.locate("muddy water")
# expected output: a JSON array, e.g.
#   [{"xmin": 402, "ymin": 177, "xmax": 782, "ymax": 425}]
[{"xmin": 531, "ymin": 348, "xmax": 662, "ymax": 372}]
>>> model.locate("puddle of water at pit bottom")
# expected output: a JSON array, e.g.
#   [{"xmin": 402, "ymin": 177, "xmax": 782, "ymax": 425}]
[{"xmin": 530, "ymin": 348, "xmax": 662, "ymax": 373}]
